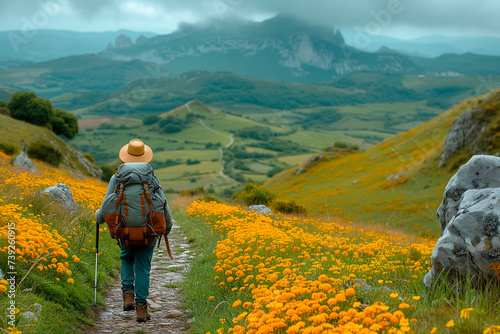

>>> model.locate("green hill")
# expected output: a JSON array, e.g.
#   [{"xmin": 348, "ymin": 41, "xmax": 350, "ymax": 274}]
[
  {"xmin": 267, "ymin": 89, "xmax": 500, "ymax": 237},
  {"xmin": 0, "ymin": 113, "xmax": 101, "ymax": 177},
  {"xmin": 0, "ymin": 54, "xmax": 170, "ymax": 99}
]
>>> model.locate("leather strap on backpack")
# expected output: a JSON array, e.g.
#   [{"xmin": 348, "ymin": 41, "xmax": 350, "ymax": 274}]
[
  {"xmin": 142, "ymin": 182, "xmax": 156, "ymax": 221},
  {"xmin": 164, "ymin": 235, "xmax": 174, "ymax": 260}
]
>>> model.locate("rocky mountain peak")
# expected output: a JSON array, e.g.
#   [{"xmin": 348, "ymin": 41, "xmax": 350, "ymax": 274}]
[{"xmin": 114, "ymin": 34, "xmax": 133, "ymax": 49}]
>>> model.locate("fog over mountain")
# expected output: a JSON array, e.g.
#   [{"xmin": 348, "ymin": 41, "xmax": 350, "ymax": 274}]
[{"xmin": 1, "ymin": 0, "xmax": 500, "ymax": 39}]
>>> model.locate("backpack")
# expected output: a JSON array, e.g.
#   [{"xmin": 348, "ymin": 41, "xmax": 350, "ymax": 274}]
[{"xmin": 100, "ymin": 163, "xmax": 172, "ymax": 256}]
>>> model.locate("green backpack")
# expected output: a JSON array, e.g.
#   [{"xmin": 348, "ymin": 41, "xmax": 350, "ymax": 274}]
[{"xmin": 100, "ymin": 163, "xmax": 172, "ymax": 256}]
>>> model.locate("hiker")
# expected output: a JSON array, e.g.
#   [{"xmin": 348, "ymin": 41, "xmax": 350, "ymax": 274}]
[{"xmin": 95, "ymin": 139, "xmax": 173, "ymax": 322}]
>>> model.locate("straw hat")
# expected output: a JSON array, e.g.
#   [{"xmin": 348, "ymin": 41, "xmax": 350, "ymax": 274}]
[{"xmin": 119, "ymin": 139, "xmax": 153, "ymax": 163}]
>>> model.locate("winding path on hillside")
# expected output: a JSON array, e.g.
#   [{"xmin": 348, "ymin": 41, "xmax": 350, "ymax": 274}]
[
  {"xmin": 84, "ymin": 223, "xmax": 192, "ymax": 334},
  {"xmin": 185, "ymin": 101, "xmax": 235, "ymax": 182}
]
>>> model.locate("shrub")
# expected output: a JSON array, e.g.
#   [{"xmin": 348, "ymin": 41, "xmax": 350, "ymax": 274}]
[
  {"xmin": 0, "ymin": 106, "xmax": 10, "ymax": 116},
  {"xmin": 333, "ymin": 141, "xmax": 349, "ymax": 149},
  {"xmin": 161, "ymin": 124, "xmax": 182, "ymax": 134},
  {"xmin": 27, "ymin": 141, "xmax": 63, "ymax": 166},
  {"xmin": 0, "ymin": 142, "xmax": 19, "ymax": 155},
  {"xmin": 198, "ymin": 193, "xmax": 221, "ymax": 203},
  {"xmin": 100, "ymin": 165, "xmax": 115, "ymax": 182},
  {"xmin": 179, "ymin": 190, "xmax": 191, "ymax": 197},
  {"xmin": 270, "ymin": 198, "xmax": 307, "ymax": 215},
  {"xmin": 143, "ymin": 115, "xmax": 160, "ymax": 125},
  {"xmin": 187, "ymin": 187, "xmax": 205, "ymax": 196},
  {"xmin": 51, "ymin": 109, "xmax": 79, "ymax": 139},
  {"xmin": 8, "ymin": 91, "xmax": 54, "ymax": 126},
  {"xmin": 233, "ymin": 183, "xmax": 276, "ymax": 205},
  {"xmin": 82, "ymin": 152, "xmax": 95, "ymax": 163},
  {"xmin": 267, "ymin": 166, "xmax": 284, "ymax": 177}
]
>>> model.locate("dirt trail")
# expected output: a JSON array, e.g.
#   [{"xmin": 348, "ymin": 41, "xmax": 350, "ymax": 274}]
[
  {"xmin": 84, "ymin": 223, "xmax": 193, "ymax": 334},
  {"xmin": 184, "ymin": 100, "xmax": 236, "ymax": 184}
]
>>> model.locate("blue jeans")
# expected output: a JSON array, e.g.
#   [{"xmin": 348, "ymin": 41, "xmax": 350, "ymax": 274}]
[{"xmin": 120, "ymin": 240, "xmax": 156, "ymax": 303}]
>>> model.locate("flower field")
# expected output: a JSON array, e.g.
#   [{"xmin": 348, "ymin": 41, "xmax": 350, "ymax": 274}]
[
  {"xmin": 0, "ymin": 152, "xmax": 106, "ymax": 277},
  {"xmin": 0, "ymin": 152, "xmax": 118, "ymax": 333},
  {"xmin": 185, "ymin": 200, "xmax": 500, "ymax": 334}
]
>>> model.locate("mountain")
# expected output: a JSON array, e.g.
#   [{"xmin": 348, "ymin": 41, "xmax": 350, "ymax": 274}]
[
  {"xmin": 411, "ymin": 35, "xmax": 500, "ymax": 57},
  {"xmin": 0, "ymin": 29, "xmax": 157, "ymax": 62},
  {"xmin": 342, "ymin": 33, "xmax": 461, "ymax": 58},
  {"xmin": 342, "ymin": 33, "xmax": 500, "ymax": 58},
  {"xmin": 99, "ymin": 15, "xmax": 421, "ymax": 82},
  {"xmin": 266, "ymin": 88, "xmax": 500, "ymax": 236},
  {"xmin": 411, "ymin": 53, "xmax": 500, "ymax": 76}
]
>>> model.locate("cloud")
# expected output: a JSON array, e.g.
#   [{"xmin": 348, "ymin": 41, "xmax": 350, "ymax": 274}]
[{"xmin": 0, "ymin": 0, "xmax": 499, "ymax": 38}]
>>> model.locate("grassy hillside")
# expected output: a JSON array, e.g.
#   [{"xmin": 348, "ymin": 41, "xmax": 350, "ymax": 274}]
[
  {"xmin": 0, "ymin": 114, "xmax": 100, "ymax": 177},
  {"xmin": 267, "ymin": 89, "xmax": 500, "ymax": 237}
]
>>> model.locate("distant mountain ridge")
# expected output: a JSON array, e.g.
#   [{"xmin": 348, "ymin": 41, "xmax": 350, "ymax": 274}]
[
  {"xmin": 341, "ymin": 32, "xmax": 500, "ymax": 58},
  {"xmin": 99, "ymin": 15, "xmax": 421, "ymax": 82},
  {"xmin": 0, "ymin": 29, "xmax": 157, "ymax": 62}
]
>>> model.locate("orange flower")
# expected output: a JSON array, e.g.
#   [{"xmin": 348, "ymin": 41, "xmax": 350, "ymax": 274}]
[{"xmin": 345, "ymin": 288, "xmax": 356, "ymax": 297}]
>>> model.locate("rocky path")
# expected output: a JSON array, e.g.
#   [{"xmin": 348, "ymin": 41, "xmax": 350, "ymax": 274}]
[{"xmin": 84, "ymin": 223, "xmax": 193, "ymax": 334}]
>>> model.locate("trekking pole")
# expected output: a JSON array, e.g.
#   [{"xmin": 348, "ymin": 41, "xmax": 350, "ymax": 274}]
[{"xmin": 94, "ymin": 221, "xmax": 99, "ymax": 307}]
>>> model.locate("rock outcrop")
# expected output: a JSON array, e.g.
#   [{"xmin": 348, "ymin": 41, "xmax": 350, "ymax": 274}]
[
  {"xmin": 14, "ymin": 151, "xmax": 38, "ymax": 173},
  {"xmin": 135, "ymin": 35, "xmax": 149, "ymax": 45},
  {"xmin": 296, "ymin": 154, "xmax": 324, "ymax": 175},
  {"xmin": 424, "ymin": 155, "xmax": 500, "ymax": 288},
  {"xmin": 74, "ymin": 149, "xmax": 102, "ymax": 179},
  {"xmin": 114, "ymin": 34, "xmax": 133, "ymax": 49},
  {"xmin": 247, "ymin": 205, "xmax": 273, "ymax": 215},
  {"xmin": 438, "ymin": 108, "xmax": 486, "ymax": 168},
  {"xmin": 41, "ymin": 183, "xmax": 79, "ymax": 211}
]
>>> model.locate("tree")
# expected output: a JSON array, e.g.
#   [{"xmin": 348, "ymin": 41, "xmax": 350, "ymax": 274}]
[
  {"xmin": 143, "ymin": 115, "xmax": 160, "ymax": 125},
  {"xmin": 8, "ymin": 91, "xmax": 54, "ymax": 126},
  {"xmin": 26, "ymin": 97, "xmax": 54, "ymax": 126},
  {"xmin": 7, "ymin": 91, "xmax": 37, "ymax": 121},
  {"xmin": 51, "ymin": 109, "xmax": 79, "ymax": 139}
]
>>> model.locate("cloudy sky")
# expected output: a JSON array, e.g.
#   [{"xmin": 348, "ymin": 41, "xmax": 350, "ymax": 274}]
[{"xmin": 0, "ymin": 0, "xmax": 499, "ymax": 39}]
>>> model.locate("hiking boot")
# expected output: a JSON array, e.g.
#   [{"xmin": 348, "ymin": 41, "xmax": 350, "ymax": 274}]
[
  {"xmin": 123, "ymin": 290, "xmax": 135, "ymax": 311},
  {"xmin": 136, "ymin": 302, "xmax": 150, "ymax": 322}
]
